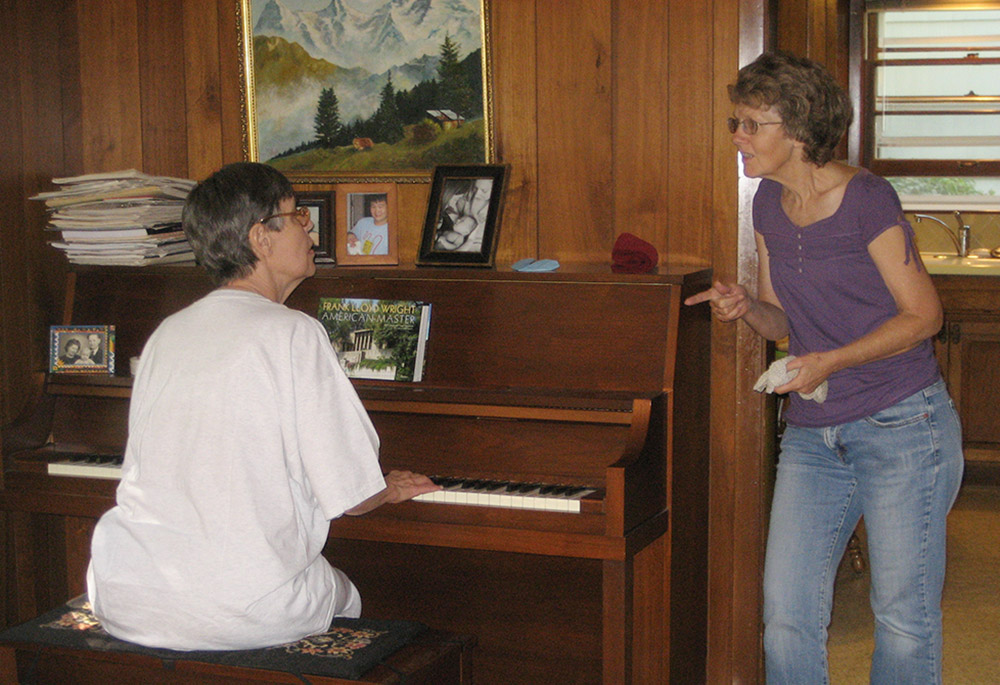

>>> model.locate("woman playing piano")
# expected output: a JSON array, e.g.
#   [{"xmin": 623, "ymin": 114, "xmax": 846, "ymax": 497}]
[{"xmin": 86, "ymin": 162, "xmax": 438, "ymax": 651}]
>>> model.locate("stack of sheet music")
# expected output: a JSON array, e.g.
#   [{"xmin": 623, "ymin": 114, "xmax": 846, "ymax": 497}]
[{"xmin": 32, "ymin": 170, "xmax": 197, "ymax": 266}]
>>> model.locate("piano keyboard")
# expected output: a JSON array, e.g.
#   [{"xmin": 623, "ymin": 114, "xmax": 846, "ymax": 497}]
[
  {"xmin": 414, "ymin": 476, "xmax": 599, "ymax": 513},
  {"xmin": 43, "ymin": 460, "xmax": 599, "ymax": 513},
  {"xmin": 47, "ymin": 454, "xmax": 123, "ymax": 480}
]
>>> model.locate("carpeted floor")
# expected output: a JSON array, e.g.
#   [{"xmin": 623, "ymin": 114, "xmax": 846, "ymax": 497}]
[{"xmin": 828, "ymin": 483, "xmax": 1000, "ymax": 684}]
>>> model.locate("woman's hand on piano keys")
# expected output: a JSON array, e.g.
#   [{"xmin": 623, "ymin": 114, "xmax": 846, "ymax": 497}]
[
  {"xmin": 383, "ymin": 470, "xmax": 441, "ymax": 504},
  {"xmin": 345, "ymin": 470, "xmax": 441, "ymax": 516}
]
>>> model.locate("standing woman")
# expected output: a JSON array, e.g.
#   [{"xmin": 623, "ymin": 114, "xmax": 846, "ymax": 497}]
[{"xmin": 686, "ymin": 52, "xmax": 963, "ymax": 684}]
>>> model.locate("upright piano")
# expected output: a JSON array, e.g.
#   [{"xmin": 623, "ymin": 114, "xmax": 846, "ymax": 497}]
[{"xmin": 1, "ymin": 264, "xmax": 711, "ymax": 684}]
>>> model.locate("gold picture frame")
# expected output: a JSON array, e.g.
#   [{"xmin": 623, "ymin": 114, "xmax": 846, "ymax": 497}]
[{"xmin": 237, "ymin": 0, "xmax": 496, "ymax": 183}]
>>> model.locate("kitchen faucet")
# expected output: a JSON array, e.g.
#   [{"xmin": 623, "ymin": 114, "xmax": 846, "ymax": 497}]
[{"xmin": 913, "ymin": 211, "xmax": 971, "ymax": 258}]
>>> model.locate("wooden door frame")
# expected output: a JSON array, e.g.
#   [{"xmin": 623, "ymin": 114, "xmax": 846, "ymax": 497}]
[{"xmin": 704, "ymin": 0, "xmax": 774, "ymax": 681}]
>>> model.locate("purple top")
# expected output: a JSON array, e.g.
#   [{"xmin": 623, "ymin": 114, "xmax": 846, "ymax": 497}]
[{"xmin": 753, "ymin": 169, "xmax": 941, "ymax": 427}]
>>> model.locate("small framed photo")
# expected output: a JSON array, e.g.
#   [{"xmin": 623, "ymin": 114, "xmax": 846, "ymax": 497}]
[
  {"xmin": 335, "ymin": 183, "xmax": 399, "ymax": 266},
  {"xmin": 417, "ymin": 165, "xmax": 507, "ymax": 268},
  {"xmin": 297, "ymin": 191, "xmax": 335, "ymax": 263},
  {"xmin": 49, "ymin": 326, "xmax": 115, "ymax": 374}
]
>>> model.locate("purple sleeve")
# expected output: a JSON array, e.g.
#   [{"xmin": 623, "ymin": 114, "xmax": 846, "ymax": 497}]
[
  {"xmin": 855, "ymin": 172, "xmax": 907, "ymax": 245},
  {"xmin": 853, "ymin": 171, "xmax": 920, "ymax": 266}
]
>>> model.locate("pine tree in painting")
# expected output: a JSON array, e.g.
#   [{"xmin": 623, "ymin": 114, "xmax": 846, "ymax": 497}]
[
  {"xmin": 437, "ymin": 34, "xmax": 476, "ymax": 118},
  {"xmin": 314, "ymin": 87, "xmax": 345, "ymax": 148}
]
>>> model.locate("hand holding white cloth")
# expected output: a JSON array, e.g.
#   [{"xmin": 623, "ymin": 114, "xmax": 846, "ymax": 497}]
[{"xmin": 754, "ymin": 355, "xmax": 828, "ymax": 403}]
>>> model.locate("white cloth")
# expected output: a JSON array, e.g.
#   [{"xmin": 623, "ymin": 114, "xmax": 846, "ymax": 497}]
[
  {"xmin": 349, "ymin": 217, "xmax": 388, "ymax": 255},
  {"xmin": 753, "ymin": 355, "xmax": 828, "ymax": 403},
  {"xmin": 87, "ymin": 290, "xmax": 386, "ymax": 650}
]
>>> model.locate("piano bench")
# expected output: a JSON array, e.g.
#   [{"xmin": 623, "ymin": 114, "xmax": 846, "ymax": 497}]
[{"xmin": 0, "ymin": 599, "xmax": 474, "ymax": 684}]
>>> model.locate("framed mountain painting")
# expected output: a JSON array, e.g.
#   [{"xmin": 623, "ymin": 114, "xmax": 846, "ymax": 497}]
[{"xmin": 238, "ymin": 0, "xmax": 495, "ymax": 182}]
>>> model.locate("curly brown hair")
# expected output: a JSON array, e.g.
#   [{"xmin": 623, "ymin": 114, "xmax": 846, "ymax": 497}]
[{"xmin": 728, "ymin": 51, "xmax": 852, "ymax": 166}]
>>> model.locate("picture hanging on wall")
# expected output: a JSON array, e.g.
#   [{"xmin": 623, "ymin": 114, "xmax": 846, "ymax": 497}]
[{"xmin": 237, "ymin": 0, "xmax": 496, "ymax": 182}]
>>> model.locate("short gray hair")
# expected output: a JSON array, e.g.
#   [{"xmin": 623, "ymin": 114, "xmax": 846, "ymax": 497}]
[{"xmin": 181, "ymin": 162, "xmax": 294, "ymax": 285}]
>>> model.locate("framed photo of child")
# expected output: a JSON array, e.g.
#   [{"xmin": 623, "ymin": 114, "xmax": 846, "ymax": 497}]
[
  {"xmin": 335, "ymin": 183, "xmax": 399, "ymax": 266},
  {"xmin": 49, "ymin": 325, "xmax": 115, "ymax": 374},
  {"xmin": 417, "ymin": 165, "xmax": 507, "ymax": 267}
]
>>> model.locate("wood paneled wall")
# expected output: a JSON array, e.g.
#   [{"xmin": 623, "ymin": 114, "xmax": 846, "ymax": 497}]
[
  {"xmin": 777, "ymin": 0, "xmax": 852, "ymax": 160},
  {"xmin": 2, "ymin": 0, "xmax": 731, "ymax": 425},
  {"xmin": 1, "ymin": 0, "xmax": 776, "ymax": 681},
  {"xmin": 777, "ymin": 0, "xmax": 850, "ymax": 79}
]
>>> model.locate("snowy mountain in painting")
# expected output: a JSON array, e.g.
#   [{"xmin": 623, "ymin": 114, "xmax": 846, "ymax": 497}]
[
  {"xmin": 249, "ymin": 0, "xmax": 484, "ymax": 163},
  {"xmin": 254, "ymin": 0, "xmax": 481, "ymax": 74}
]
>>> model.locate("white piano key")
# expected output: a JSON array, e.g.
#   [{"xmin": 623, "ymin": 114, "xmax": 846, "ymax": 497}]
[
  {"xmin": 416, "ymin": 476, "xmax": 598, "ymax": 513},
  {"xmin": 47, "ymin": 456, "xmax": 123, "ymax": 480},
  {"xmin": 547, "ymin": 498, "xmax": 568, "ymax": 512}
]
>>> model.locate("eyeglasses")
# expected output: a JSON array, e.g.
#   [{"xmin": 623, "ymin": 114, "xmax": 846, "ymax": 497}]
[
  {"xmin": 260, "ymin": 206, "xmax": 311, "ymax": 228},
  {"xmin": 727, "ymin": 117, "xmax": 782, "ymax": 135}
]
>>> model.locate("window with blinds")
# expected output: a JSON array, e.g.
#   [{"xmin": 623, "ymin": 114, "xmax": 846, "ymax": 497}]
[{"xmin": 860, "ymin": 4, "xmax": 1000, "ymax": 179}]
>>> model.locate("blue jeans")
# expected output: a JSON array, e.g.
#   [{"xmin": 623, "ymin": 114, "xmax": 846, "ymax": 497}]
[{"xmin": 763, "ymin": 379, "xmax": 963, "ymax": 684}]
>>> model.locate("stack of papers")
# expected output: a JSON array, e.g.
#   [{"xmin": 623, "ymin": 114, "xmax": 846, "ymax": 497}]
[{"xmin": 32, "ymin": 170, "xmax": 198, "ymax": 266}]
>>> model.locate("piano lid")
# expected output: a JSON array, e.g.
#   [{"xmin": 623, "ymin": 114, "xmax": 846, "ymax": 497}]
[{"xmin": 62, "ymin": 265, "xmax": 711, "ymax": 397}]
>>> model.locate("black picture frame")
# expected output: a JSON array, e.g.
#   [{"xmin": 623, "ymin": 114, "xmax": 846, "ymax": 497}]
[
  {"xmin": 49, "ymin": 325, "xmax": 115, "ymax": 374},
  {"xmin": 417, "ymin": 165, "xmax": 507, "ymax": 267},
  {"xmin": 296, "ymin": 191, "xmax": 335, "ymax": 263}
]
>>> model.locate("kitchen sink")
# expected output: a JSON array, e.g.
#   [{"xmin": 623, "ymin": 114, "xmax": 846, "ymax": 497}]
[{"xmin": 921, "ymin": 253, "xmax": 1000, "ymax": 276}]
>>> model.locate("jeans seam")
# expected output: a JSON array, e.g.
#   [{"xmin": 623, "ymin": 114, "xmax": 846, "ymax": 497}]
[
  {"xmin": 917, "ymin": 463, "xmax": 937, "ymax": 682},
  {"xmin": 818, "ymin": 454, "xmax": 855, "ymax": 685},
  {"xmin": 921, "ymin": 398, "xmax": 942, "ymax": 682}
]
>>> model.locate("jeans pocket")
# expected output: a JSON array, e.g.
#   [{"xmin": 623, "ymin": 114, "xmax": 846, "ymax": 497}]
[{"xmin": 863, "ymin": 398, "xmax": 929, "ymax": 429}]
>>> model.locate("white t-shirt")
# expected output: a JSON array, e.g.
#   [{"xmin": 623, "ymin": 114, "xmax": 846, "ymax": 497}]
[
  {"xmin": 349, "ymin": 217, "xmax": 389, "ymax": 255},
  {"xmin": 87, "ymin": 290, "xmax": 386, "ymax": 650}
]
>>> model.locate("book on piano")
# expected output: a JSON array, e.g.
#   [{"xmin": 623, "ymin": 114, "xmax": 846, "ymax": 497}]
[{"xmin": 317, "ymin": 298, "xmax": 431, "ymax": 383}]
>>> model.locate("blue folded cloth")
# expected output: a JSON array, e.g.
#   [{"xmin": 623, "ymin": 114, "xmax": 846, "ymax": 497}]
[{"xmin": 512, "ymin": 258, "xmax": 560, "ymax": 272}]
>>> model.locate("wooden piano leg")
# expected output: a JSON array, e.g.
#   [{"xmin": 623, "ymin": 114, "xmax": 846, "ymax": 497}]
[
  {"xmin": 603, "ymin": 535, "xmax": 671, "ymax": 684},
  {"xmin": 2, "ymin": 511, "xmax": 90, "ymax": 627},
  {"xmin": 5, "ymin": 510, "xmax": 39, "ymax": 625},
  {"xmin": 64, "ymin": 516, "xmax": 96, "ymax": 597},
  {"xmin": 0, "ymin": 644, "xmax": 17, "ymax": 683},
  {"xmin": 603, "ymin": 557, "xmax": 634, "ymax": 685},
  {"xmin": 0, "ymin": 512, "xmax": 7, "ymax": 627}
]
